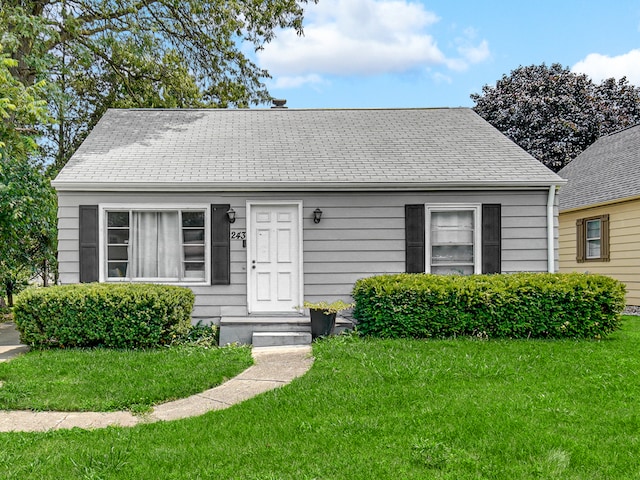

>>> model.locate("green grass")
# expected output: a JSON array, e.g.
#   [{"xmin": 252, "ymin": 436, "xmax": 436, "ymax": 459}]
[
  {"xmin": 0, "ymin": 345, "xmax": 253, "ymax": 412},
  {"xmin": 1, "ymin": 316, "xmax": 639, "ymax": 479}
]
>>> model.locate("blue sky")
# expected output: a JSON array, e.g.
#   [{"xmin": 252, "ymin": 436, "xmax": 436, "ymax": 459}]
[{"xmin": 251, "ymin": 0, "xmax": 640, "ymax": 109}]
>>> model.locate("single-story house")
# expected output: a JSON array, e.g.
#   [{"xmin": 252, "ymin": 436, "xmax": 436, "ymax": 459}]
[
  {"xmin": 52, "ymin": 107, "xmax": 565, "ymax": 344},
  {"xmin": 558, "ymin": 124, "xmax": 640, "ymax": 307}
]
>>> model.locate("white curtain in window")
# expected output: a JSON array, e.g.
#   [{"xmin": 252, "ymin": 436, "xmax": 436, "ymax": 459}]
[{"xmin": 132, "ymin": 212, "xmax": 180, "ymax": 278}]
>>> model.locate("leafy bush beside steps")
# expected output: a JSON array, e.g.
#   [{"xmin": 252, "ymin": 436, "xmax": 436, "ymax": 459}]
[
  {"xmin": 352, "ymin": 273, "xmax": 626, "ymax": 339},
  {"xmin": 14, "ymin": 283, "xmax": 195, "ymax": 349}
]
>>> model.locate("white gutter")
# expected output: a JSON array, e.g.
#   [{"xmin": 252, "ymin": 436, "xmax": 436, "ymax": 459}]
[
  {"xmin": 51, "ymin": 179, "xmax": 568, "ymax": 193},
  {"xmin": 547, "ymin": 185, "xmax": 556, "ymax": 273}
]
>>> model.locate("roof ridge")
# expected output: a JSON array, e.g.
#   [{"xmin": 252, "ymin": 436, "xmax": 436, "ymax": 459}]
[
  {"xmin": 603, "ymin": 122, "xmax": 640, "ymax": 138},
  {"xmin": 107, "ymin": 106, "xmax": 464, "ymax": 112}
]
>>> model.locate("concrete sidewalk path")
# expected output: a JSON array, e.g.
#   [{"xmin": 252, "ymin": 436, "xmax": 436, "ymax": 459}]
[
  {"xmin": 0, "ymin": 321, "xmax": 29, "ymax": 362},
  {"xmin": 0, "ymin": 323, "xmax": 313, "ymax": 432}
]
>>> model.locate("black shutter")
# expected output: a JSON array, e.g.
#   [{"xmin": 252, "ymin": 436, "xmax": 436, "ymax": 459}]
[
  {"xmin": 405, "ymin": 205, "xmax": 425, "ymax": 273},
  {"xmin": 482, "ymin": 204, "xmax": 501, "ymax": 274},
  {"xmin": 211, "ymin": 204, "xmax": 231, "ymax": 285},
  {"xmin": 79, "ymin": 205, "xmax": 99, "ymax": 283},
  {"xmin": 601, "ymin": 214, "xmax": 610, "ymax": 261},
  {"xmin": 576, "ymin": 218, "xmax": 585, "ymax": 263}
]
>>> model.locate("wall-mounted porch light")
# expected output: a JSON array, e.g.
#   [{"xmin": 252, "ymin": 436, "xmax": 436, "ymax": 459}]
[
  {"xmin": 226, "ymin": 207, "xmax": 236, "ymax": 223},
  {"xmin": 313, "ymin": 208, "xmax": 323, "ymax": 224}
]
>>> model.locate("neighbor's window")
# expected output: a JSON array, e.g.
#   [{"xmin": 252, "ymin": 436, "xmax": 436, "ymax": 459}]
[
  {"xmin": 106, "ymin": 210, "xmax": 207, "ymax": 281},
  {"xmin": 586, "ymin": 219, "xmax": 601, "ymax": 259},
  {"xmin": 427, "ymin": 206, "xmax": 481, "ymax": 275},
  {"xmin": 576, "ymin": 214, "xmax": 609, "ymax": 262}
]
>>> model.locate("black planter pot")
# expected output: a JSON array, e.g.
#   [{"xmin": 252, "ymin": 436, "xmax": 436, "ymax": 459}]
[{"xmin": 309, "ymin": 309, "xmax": 337, "ymax": 339}]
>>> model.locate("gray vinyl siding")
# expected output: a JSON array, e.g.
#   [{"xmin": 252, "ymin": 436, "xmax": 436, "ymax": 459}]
[{"xmin": 57, "ymin": 189, "xmax": 556, "ymax": 322}]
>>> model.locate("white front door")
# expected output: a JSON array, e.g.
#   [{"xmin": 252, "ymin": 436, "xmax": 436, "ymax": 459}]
[{"xmin": 247, "ymin": 202, "xmax": 302, "ymax": 313}]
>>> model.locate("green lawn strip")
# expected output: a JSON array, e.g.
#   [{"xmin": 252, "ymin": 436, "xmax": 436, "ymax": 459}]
[
  {"xmin": 0, "ymin": 317, "xmax": 638, "ymax": 479},
  {"xmin": 0, "ymin": 345, "xmax": 253, "ymax": 412}
]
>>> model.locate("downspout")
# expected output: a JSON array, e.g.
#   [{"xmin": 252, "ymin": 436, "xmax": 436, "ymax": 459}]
[{"xmin": 547, "ymin": 185, "xmax": 556, "ymax": 273}]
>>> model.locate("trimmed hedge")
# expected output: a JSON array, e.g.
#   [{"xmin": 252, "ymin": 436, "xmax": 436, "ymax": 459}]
[
  {"xmin": 352, "ymin": 273, "xmax": 626, "ymax": 339},
  {"xmin": 14, "ymin": 283, "xmax": 195, "ymax": 349}
]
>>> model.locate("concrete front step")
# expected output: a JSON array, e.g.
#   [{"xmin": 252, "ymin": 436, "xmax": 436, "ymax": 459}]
[
  {"xmin": 252, "ymin": 331, "xmax": 312, "ymax": 347},
  {"xmin": 219, "ymin": 315, "xmax": 355, "ymax": 346},
  {"xmin": 219, "ymin": 316, "xmax": 310, "ymax": 345}
]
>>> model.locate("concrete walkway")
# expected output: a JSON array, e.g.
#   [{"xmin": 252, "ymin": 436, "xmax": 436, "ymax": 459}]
[
  {"xmin": 0, "ymin": 322, "xmax": 314, "ymax": 432},
  {"xmin": 0, "ymin": 321, "xmax": 29, "ymax": 362}
]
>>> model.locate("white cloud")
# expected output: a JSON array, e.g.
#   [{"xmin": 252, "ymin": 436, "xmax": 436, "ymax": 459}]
[
  {"xmin": 431, "ymin": 72, "xmax": 453, "ymax": 84},
  {"xmin": 257, "ymin": 0, "xmax": 490, "ymax": 85},
  {"xmin": 444, "ymin": 58, "xmax": 468, "ymax": 72},
  {"xmin": 572, "ymin": 49, "xmax": 640, "ymax": 85},
  {"xmin": 458, "ymin": 39, "xmax": 490, "ymax": 65},
  {"xmin": 272, "ymin": 74, "xmax": 327, "ymax": 89}
]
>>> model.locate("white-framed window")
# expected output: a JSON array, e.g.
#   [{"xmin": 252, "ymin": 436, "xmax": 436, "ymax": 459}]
[
  {"xmin": 102, "ymin": 206, "xmax": 209, "ymax": 283},
  {"xmin": 426, "ymin": 205, "xmax": 481, "ymax": 275},
  {"xmin": 585, "ymin": 218, "xmax": 601, "ymax": 259}
]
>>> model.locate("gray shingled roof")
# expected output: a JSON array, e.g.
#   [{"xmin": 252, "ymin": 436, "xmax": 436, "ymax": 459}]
[
  {"xmin": 52, "ymin": 108, "xmax": 563, "ymax": 191},
  {"xmin": 558, "ymin": 124, "xmax": 640, "ymax": 211}
]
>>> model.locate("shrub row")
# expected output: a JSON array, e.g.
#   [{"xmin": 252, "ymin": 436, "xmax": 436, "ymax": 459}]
[
  {"xmin": 352, "ymin": 273, "xmax": 626, "ymax": 339},
  {"xmin": 14, "ymin": 283, "xmax": 195, "ymax": 349}
]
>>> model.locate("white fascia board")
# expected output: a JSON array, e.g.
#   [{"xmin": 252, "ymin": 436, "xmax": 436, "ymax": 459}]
[{"xmin": 51, "ymin": 179, "xmax": 567, "ymax": 193}]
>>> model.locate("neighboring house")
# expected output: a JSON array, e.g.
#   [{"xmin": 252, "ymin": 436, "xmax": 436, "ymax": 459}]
[
  {"xmin": 52, "ymin": 107, "xmax": 565, "ymax": 344},
  {"xmin": 558, "ymin": 124, "xmax": 640, "ymax": 307}
]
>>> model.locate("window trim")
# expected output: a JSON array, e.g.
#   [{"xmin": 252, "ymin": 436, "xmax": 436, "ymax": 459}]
[
  {"xmin": 425, "ymin": 204, "xmax": 482, "ymax": 275},
  {"xmin": 99, "ymin": 204, "xmax": 211, "ymax": 285},
  {"xmin": 576, "ymin": 214, "xmax": 610, "ymax": 263},
  {"xmin": 585, "ymin": 218, "xmax": 601, "ymax": 260}
]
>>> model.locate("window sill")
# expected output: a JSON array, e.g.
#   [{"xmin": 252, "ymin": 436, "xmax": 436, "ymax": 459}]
[{"xmin": 105, "ymin": 279, "xmax": 210, "ymax": 286}]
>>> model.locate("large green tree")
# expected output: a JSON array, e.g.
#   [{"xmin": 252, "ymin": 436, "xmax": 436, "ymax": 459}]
[
  {"xmin": 0, "ymin": 50, "xmax": 56, "ymax": 306},
  {"xmin": 471, "ymin": 63, "xmax": 640, "ymax": 172},
  {"xmin": 2, "ymin": 0, "xmax": 316, "ymax": 172}
]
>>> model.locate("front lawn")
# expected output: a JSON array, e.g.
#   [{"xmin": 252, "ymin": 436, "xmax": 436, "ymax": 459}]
[
  {"xmin": 1, "ymin": 316, "xmax": 638, "ymax": 479},
  {"xmin": 0, "ymin": 345, "xmax": 253, "ymax": 412}
]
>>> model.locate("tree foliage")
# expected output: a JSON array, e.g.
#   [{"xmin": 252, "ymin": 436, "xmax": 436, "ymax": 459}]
[
  {"xmin": 1, "ymin": 0, "xmax": 316, "ymax": 172},
  {"xmin": 0, "ymin": 49, "xmax": 49, "ymax": 155},
  {"xmin": 0, "ymin": 49, "xmax": 57, "ymax": 306},
  {"xmin": 471, "ymin": 63, "xmax": 640, "ymax": 172},
  {"xmin": 0, "ymin": 156, "xmax": 57, "ymax": 306}
]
